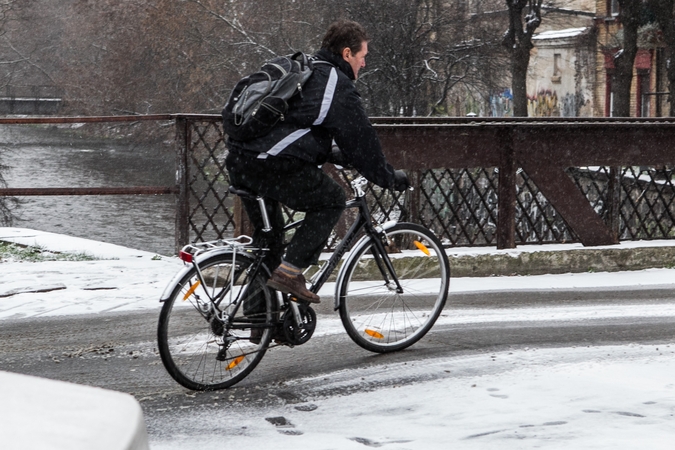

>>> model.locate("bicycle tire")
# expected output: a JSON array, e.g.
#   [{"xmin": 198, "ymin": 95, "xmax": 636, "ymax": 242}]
[
  {"xmin": 338, "ymin": 222, "xmax": 450, "ymax": 353},
  {"xmin": 157, "ymin": 251, "xmax": 273, "ymax": 391}
]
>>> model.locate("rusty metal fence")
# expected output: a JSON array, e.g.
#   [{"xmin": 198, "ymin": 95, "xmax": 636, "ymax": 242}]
[
  {"xmin": 177, "ymin": 115, "xmax": 675, "ymax": 250},
  {"xmin": 2, "ymin": 115, "xmax": 675, "ymax": 253}
]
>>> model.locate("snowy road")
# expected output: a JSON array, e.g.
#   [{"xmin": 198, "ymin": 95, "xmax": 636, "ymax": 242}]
[
  {"xmin": 2, "ymin": 228, "xmax": 675, "ymax": 448},
  {"xmin": 1, "ymin": 289, "xmax": 675, "ymax": 448}
]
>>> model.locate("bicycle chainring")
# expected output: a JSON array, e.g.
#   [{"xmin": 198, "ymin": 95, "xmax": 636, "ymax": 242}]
[
  {"xmin": 210, "ymin": 316, "xmax": 225, "ymax": 336},
  {"xmin": 282, "ymin": 304, "xmax": 316, "ymax": 346}
]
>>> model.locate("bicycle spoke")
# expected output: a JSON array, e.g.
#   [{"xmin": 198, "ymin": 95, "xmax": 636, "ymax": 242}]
[
  {"xmin": 339, "ymin": 223, "xmax": 449, "ymax": 352},
  {"xmin": 158, "ymin": 252, "xmax": 274, "ymax": 390}
]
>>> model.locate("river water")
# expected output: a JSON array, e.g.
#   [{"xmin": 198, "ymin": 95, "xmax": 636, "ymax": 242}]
[{"xmin": 0, "ymin": 123, "xmax": 177, "ymax": 255}]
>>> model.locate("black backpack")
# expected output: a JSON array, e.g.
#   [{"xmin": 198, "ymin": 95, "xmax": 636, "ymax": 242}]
[{"xmin": 222, "ymin": 52, "xmax": 315, "ymax": 141}]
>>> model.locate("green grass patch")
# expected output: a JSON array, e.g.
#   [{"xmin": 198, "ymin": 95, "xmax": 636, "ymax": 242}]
[{"xmin": 0, "ymin": 241, "xmax": 97, "ymax": 262}]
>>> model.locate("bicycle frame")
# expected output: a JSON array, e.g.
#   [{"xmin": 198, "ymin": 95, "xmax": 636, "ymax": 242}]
[
  {"xmin": 303, "ymin": 194, "xmax": 403, "ymax": 310},
  {"xmin": 159, "ymin": 236, "xmax": 276, "ymax": 339},
  {"xmin": 162, "ymin": 176, "xmax": 405, "ymax": 319}
]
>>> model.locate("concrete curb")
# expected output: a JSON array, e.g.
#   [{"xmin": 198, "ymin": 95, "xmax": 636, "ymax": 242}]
[
  {"xmin": 448, "ymin": 245, "xmax": 675, "ymax": 277},
  {"xmin": 4, "ymin": 226, "xmax": 675, "ymax": 280},
  {"xmin": 312, "ymin": 241, "xmax": 675, "ymax": 281}
]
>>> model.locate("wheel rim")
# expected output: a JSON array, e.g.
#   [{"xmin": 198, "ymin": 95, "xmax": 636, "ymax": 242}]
[
  {"xmin": 341, "ymin": 226, "xmax": 448, "ymax": 350},
  {"xmin": 159, "ymin": 255, "xmax": 272, "ymax": 390}
]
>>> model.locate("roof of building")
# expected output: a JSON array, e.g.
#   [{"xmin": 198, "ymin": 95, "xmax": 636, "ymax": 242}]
[{"xmin": 533, "ymin": 27, "xmax": 590, "ymax": 41}]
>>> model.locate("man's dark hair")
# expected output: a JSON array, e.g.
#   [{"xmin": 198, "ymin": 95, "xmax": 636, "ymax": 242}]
[{"xmin": 320, "ymin": 20, "xmax": 369, "ymax": 56}]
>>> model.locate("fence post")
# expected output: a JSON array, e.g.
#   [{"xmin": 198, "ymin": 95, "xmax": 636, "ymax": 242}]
[
  {"xmin": 407, "ymin": 169, "xmax": 421, "ymax": 224},
  {"xmin": 233, "ymin": 197, "xmax": 254, "ymax": 237},
  {"xmin": 606, "ymin": 166, "xmax": 621, "ymax": 239},
  {"xmin": 175, "ymin": 116, "xmax": 190, "ymax": 253},
  {"xmin": 496, "ymin": 127, "xmax": 517, "ymax": 249}
]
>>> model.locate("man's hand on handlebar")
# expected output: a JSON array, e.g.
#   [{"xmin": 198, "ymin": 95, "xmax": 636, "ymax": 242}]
[
  {"xmin": 394, "ymin": 169, "xmax": 410, "ymax": 192},
  {"xmin": 328, "ymin": 144, "xmax": 352, "ymax": 169}
]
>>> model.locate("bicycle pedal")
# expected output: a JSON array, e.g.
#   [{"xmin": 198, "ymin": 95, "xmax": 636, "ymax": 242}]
[
  {"xmin": 289, "ymin": 295, "xmax": 310, "ymax": 306},
  {"xmin": 215, "ymin": 346, "xmax": 228, "ymax": 361}
]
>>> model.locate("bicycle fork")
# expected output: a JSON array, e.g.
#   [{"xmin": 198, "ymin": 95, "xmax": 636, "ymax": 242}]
[{"xmin": 370, "ymin": 230, "xmax": 404, "ymax": 294}]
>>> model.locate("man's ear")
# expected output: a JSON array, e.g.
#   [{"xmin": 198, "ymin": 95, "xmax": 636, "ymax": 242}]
[{"xmin": 341, "ymin": 47, "xmax": 351, "ymax": 61}]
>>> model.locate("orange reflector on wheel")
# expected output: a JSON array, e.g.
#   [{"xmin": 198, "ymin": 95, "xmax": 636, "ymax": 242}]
[
  {"xmin": 365, "ymin": 329, "xmax": 384, "ymax": 339},
  {"xmin": 414, "ymin": 240, "xmax": 430, "ymax": 256},
  {"xmin": 182, "ymin": 280, "xmax": 201, "ymax": 301},
  {"xmin": 226, "ymin": 355, "xmax": 245, "ymax": 370}
]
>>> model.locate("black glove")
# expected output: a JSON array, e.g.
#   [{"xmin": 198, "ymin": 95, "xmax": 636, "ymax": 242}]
[{"xmin": 393, "ymin": 169, "xmax": 410, "ymax": 192}]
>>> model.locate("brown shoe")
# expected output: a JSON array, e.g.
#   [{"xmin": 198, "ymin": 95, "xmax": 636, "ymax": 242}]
[
  {"xmin": 249, "ymin": 328, "xmax": 263, "ymax": 345},
  {"xmin": 266, "ymin": 270, "xmax": 320, "ymax": 304}
]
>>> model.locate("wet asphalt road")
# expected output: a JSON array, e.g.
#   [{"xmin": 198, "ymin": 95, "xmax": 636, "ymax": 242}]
[{"xmin": 1, "ymin": 286, "xmax": 674, "ymax": 440}]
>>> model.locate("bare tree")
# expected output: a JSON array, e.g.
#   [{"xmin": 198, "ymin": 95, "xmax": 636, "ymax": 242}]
[
  {"xmin": 645, "ymin": 0, "xmax": 675, "ymax": 115},
  {"xmin": 0, "ymin": 0, "xmax": 517, "ymax": 120},
  {"xmin": 502, "ymin": 0, "xmax": 543, "ymax": 117},
  {"xmin": 343, "ymin": 0, "xmax": 497, "ymax": 117},
  {"xmin": 53, "ymin": 0, "xmax": 339, "ymax": 115},
  {"xmin": 610, "ymin": 0, "xmax": 644, "ymax": 117}
]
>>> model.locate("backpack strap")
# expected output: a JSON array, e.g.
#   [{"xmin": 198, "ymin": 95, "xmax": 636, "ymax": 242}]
[
  {"xmin": 308, "ymin": 54, "xmax": 335, "ymax": 68},
  {"xmin": 291, "ymin": 51, "xmax": 312, "ymax": 71}
]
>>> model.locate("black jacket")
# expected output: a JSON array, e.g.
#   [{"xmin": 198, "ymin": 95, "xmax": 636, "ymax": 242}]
[{"xmin": 226, "ymin": 49, "xmax": 398, "ymax": 190}]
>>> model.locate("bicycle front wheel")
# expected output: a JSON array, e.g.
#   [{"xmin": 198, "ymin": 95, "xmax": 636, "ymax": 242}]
[
  {"xmin": 158, "ymin": 252, "xmax": 273, "ymax": 391},
  {"xmin": 338, "ymin": 223, "xmax": 450, "ymax": 353}
]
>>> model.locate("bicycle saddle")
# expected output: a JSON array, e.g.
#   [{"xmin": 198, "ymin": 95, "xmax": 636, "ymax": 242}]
[{"xmin": 228, "ymin": 185, "xmax": 259, "ymax": 200}]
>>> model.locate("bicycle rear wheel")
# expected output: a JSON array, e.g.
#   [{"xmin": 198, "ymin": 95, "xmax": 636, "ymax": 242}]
[
  {"xmin": 157, "ymin": 252, "xmax": 273, "ymax": 391},
  {"xmin": 338, "ymin": 223, "xmax": 450, "ymax": 353}
]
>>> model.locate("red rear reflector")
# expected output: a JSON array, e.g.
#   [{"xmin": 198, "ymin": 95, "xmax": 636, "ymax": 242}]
[{"xmin": 179, "ymin": 251, "xmax": 193, "ymax": 263}]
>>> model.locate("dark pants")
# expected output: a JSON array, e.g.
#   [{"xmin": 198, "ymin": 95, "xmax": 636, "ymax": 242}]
[{"xmin": 226, "ymin": 152, "xmax": 346, "ymax": 269}]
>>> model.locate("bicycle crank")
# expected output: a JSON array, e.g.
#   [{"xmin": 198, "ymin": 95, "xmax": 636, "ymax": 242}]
[{"xmin": 282, "ymin": 303, "xmax": 316, "ymax": 345}]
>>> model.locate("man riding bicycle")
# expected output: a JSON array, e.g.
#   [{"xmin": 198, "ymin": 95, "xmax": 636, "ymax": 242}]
[{"xmin": 225, "ymin": 20, "xmax": 409, "ymax": 304}]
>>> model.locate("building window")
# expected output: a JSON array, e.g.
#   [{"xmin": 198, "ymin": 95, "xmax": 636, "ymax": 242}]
[
  {"xmin": 609, "ymin": 0, "xmax": 620, "ymax": 17},
  {"xmin": 637, "ymin": 71, "xmax": 651, "ymax": 117},
  {"xmin": 606, "ymin": 72, "xmax": 614, "ymax": 117},
  {"xmin": 552, "ymin": 53, "xmax": 562, "ymax": 83}
]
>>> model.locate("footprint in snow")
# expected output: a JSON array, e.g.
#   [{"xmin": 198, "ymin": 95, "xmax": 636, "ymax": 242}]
[
  {"xmin": 265, "ymin": 416, "xmax": 304, "ymax": 436},
  {"xmin": 487, "ymin": 388, "xmax": 508, "ymax": 399},
  {"xmin": 294, "ymin": 403, "xmax": 318, "ymax": 412},
  {"xmin": 614, "ymin": 411, "xmax": 645, "ymax": 418},
  {"xmin": 349, "ymin": 437, "xmax": 413, "ymax": 447}
]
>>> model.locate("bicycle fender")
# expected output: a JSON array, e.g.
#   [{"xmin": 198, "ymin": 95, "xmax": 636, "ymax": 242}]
[
  {"xmin": 159, "ymin": 247, "xmax": 248, "ymax": 302},
  {"xmin": 333, "ymin": 220, "xmax": 398, "ymax": 310},
  {"xmin": 159, "ymin": 265, "xmax": 193, "ymax": 302}
]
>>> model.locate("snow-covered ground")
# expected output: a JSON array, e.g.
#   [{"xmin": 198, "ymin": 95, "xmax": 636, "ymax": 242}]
[
  {"xmin": 152, "ymin": 344, "xmax": 675, "ymax": 450},
  {"xmin": 2, "ymin": 227, "xmax": 675, "ymax": 449}
]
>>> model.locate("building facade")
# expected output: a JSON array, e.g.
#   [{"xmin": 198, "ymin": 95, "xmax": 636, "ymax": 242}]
[{"xmin": 527, "ymin": 0, "xmax": 666, "ymax": 117}]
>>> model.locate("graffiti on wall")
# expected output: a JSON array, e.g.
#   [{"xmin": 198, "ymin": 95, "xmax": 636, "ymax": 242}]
[
  {"xmin": 527, "ymin": 90, "xmax": 586, "ymax": 117},
  {"xmin": 489, "ymin": 89, "xmax": 513, "ymax": 117},
  {"xmin": 527, "ymin": 90, "xmax": 559, "ymax": 116},
  {"xmin": 489, "ymin": 89, "xmax": 589, "ymax": 117}
]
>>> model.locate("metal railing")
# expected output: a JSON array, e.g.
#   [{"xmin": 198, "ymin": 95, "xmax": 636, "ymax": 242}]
[
  {"xmin": 178, "ymin": 115, "xmax": 675, "ymax": 251},
  {"xmin": 0, "ymin": 114, "xmax": 177, "ymax": 199},
  {"xmin": 2, "ymin": 114, "xmax": 675, "ymax": 253}
]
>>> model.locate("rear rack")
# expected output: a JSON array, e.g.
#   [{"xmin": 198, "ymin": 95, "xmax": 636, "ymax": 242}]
[{"xmin": 178, "ymin": 236, "xmax": 254, "ymax": 262}]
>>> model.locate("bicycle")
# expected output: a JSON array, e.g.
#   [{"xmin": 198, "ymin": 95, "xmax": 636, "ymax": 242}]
[{"xmin": 157, "ymin": 175, "xmax": 450, "ymax": 391}]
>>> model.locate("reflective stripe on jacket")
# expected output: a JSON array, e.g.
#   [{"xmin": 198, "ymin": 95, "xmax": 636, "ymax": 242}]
[{"xmin": 226, "ymin": 49, "xmax": 397, "ymax": 190}]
